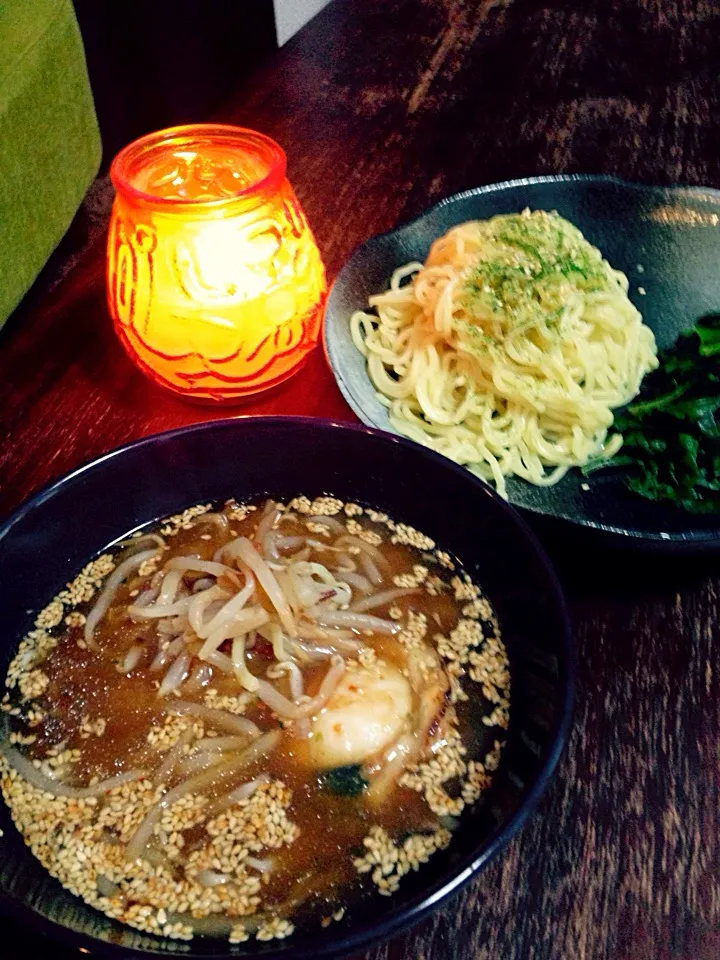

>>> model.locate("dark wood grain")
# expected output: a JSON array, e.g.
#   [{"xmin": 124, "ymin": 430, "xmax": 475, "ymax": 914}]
[{"xmin": 2, "ymin": 1, "xmax": 720, "ymax": 958}]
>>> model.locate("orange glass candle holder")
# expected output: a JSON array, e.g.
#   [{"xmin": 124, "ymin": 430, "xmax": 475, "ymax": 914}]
[{"xmin": 107, "ymin": 124, "xmax": 326, "ymax": 401}]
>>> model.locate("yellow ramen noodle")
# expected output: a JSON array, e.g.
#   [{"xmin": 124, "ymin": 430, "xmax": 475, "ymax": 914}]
[{"xmin": 351, "ymin": 210, "xmax": 658, "ymax": 498}]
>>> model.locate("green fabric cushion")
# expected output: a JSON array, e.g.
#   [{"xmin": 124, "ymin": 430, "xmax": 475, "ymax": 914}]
[{"xmin": 0, "ymin": 0, "xmax": 101, "ymax": 327}]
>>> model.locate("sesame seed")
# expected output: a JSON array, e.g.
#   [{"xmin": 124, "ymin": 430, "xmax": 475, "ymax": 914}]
[
  {"xmin": 34, "ymin": 599, "xmax": 64, "ymax": 630},
  {"xmin": 160, "ymin": 504, "xmax": 212, "ymax": 537},
  {"xmin": 309, "ymin": 497, "xmax": 344, "ymax": 516},
  {"xmin": 203, "ymin": 691, "xmax": 251, "ymax": 715},
  {"xmin": 398, "ymin": 610, "xmax": 428, "ymax": 649},
  {"xmin": 137, "ymin": 555, "xmax": 161, "ymax": 578},
  {"xmin": 17, "ymin": 668, "xmax": 50, "ymax": 701},
  {"xmin": 353, "ymin": 825, "xmax": 451, "ymax": 894},
  {"xmin": 256, "ymin": 917, "xmax": 295, "ymax": 941},
  {"xmin": 401, "ymin": 727, "xmax": 468, "ymax": 816},
  {"xmin": 224, "ymin": 500, "xmax": 256, "ymax": 522},
  {"xmin": 229, "ymin": 922, "xmax": 249, "ymax": 943},
  {"xmin": 305, "ymin": 521, "xmax": 332, "ymax": 538},
  {"xmin": 390, "ymin": 524, "xmax": 435, "ymax": 551},
  {"xmin": 1, "ymin": 494, "xmax": 511, "ymax": 945},
  {"xmin": 393, "ymin": 564, "xmax": 428, "ymax": 588}
]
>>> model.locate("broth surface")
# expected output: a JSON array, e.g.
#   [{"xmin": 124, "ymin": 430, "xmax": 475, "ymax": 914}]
[{"xmin": 1, "ymin": 496, "xmax": 510, "ymax": 944}]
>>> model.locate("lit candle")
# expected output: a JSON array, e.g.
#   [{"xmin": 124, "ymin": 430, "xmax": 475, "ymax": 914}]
[{"xmin": 106, "ymin": 124, "xmax": 326, "ymax": 400}]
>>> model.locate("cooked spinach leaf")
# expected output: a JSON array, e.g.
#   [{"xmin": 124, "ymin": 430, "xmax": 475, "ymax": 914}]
[
  {"xmin": 586, "ymin": 316, "xmax": 720, "ymax": 513},
  {"xmin": 321, "ymin": 764, "xmax": 368, "ymax": 797}
]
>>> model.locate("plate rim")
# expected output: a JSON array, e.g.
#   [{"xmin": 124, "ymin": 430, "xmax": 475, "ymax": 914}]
[{"xmin": 324, "ymin": 175, "xmax": 720, "ymax": 547}]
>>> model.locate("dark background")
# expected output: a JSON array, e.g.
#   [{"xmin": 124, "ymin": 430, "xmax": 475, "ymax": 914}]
[{"xmin": 72, "ymin": 0, "xmax": 279, "ymax": 164}]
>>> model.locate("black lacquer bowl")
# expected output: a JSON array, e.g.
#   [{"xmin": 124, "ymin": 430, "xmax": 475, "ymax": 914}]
[
  {"xmin": 324, "ymin": 175, "xmax": 720, "ymax": 550},
  {"xmin": 0, "ymin": 417, "xmax": 573, "ymax": 959}
]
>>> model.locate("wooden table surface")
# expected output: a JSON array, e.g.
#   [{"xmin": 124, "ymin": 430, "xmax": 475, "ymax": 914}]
[{"xmin": 2, "ymin": 1, "xmax": 720, "ymax": 958}]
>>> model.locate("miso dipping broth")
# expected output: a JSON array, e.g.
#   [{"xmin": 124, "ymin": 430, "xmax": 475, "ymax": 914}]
[{"xmin": 0, "ymin": 496, "xmax": 510, "ymax": 945}]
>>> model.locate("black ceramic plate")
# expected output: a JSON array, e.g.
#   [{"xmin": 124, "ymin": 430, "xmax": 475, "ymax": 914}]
[
  {"xmin": 324, "ymin": 175, "xmax": 720, "ymax": 550},
  {"xmin": 0, "ymin": 417, "xmax": 572, "ymax": 959}
]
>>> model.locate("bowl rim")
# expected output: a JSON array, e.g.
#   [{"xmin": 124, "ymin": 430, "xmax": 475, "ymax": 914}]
[
  {"xmin": 0, "ymin": 415, "xmax": 575, "ymax": 959},
  {"xmin": 323, "ymin": 174, "xmax": 720, "ymax": 548}
]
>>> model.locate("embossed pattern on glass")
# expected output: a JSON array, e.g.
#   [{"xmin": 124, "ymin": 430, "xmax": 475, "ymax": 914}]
[{"xmin": 107, "ymin": 125, "xmax": 326, "ymax": 400}]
